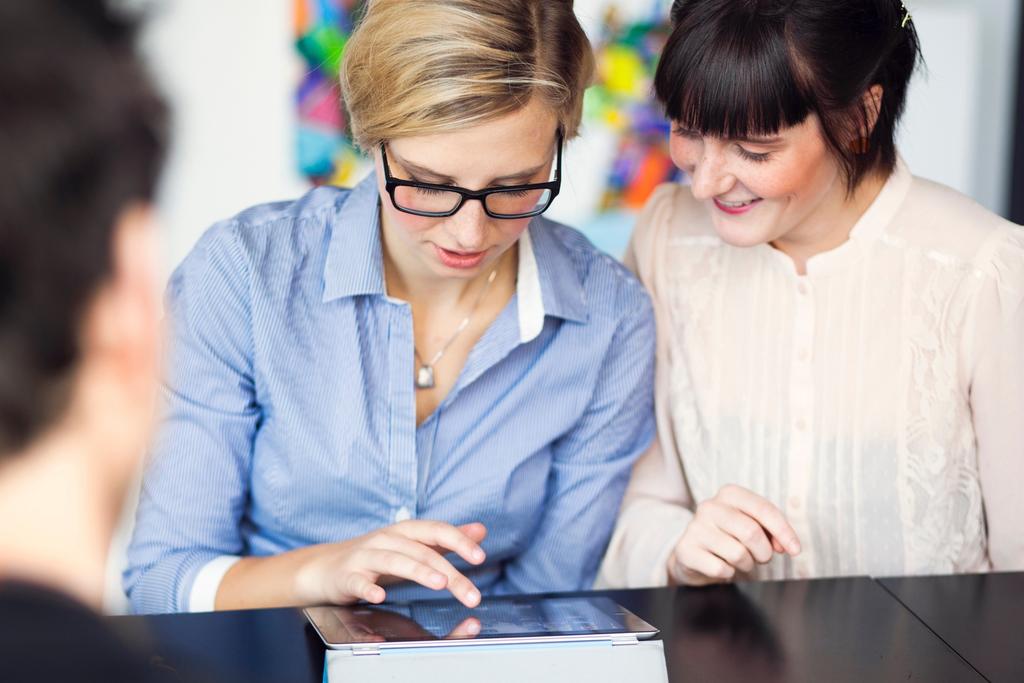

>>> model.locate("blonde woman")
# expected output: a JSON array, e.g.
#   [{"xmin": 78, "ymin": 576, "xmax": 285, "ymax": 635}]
[
  {"xmin": 125, "ymin": 0, "xmax": 655, "ymax": 614},
  {"xmin": 600, "ymin": 0, "xmax": 1024, "ymax": 588}
]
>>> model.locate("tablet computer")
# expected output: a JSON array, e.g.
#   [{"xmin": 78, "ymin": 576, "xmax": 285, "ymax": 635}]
[{"xmin": 305, "ymin": 595, "xmax": 659, "ymax": 653}]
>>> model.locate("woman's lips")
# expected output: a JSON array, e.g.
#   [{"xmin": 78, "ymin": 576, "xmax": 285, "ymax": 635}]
[
  {"xmin": 713, "ymin": 197, "xmax": 762, "ymax": 215},
  {"xmin": 434, "ymin": 244, "xmax": 488, "ymax": 269}
]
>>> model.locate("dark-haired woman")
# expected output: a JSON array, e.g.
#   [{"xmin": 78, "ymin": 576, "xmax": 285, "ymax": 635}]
[{"xmin": 600, "ymin": 0, "xmax": 1024, "ymax": 588}]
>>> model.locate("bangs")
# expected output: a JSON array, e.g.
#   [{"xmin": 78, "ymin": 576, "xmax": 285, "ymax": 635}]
[{"xmin": 654, "ymin": 10, "xmax": 811, "ymax": 139}]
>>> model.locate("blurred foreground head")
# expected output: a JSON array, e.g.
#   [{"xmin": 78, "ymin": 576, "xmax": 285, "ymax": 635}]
[{"xmin": 0, "ymin": 0, "xmax": 168, "ymax": 473}]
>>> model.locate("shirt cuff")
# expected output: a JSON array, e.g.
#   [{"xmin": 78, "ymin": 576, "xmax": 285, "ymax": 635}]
[
  {"xmin": 597, "ymin": 501, "xmax": 693, "ymax": 588},
  {"xmin": 647, "ymin": 515, "xmax": 690, "ymax": 586},
  {"xmin": 188, "ymin": 555, "xmax": 242, "ymax": 612}
]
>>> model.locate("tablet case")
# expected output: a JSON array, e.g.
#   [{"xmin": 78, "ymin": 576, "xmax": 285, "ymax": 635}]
[{"xmin": 324, "ymin": 638, "xmax": 669, "ymax": 683}]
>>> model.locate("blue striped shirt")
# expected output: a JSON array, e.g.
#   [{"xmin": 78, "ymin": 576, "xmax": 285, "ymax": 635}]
[{"xmin": 124, "ymin": 173, "xmax": 655, "ymax": 614}]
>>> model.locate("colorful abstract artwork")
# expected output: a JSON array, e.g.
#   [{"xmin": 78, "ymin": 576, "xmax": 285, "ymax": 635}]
[
  {"xmin": 585, "ymin": 6, "xmax": 683, "ymax": 213},
  {"xmin": 294, "ymin": 0, "xmax": 367, "ymax": 186}
]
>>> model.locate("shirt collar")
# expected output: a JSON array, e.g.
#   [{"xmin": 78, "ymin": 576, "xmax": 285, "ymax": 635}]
[
  {"xmin": 521, "ymin": 218, "xmax": 588, "ymax": 334},
  {"xmin": 846, "ymin": 154, "xmax": 913, "ymax": 244},
  {"xmin": 322, "ymin": 172, "xmax": 588, "ymax": 332},
  {"xmin": 516, "ymin": 229, "xmax": 545, "ymax": 342},
  {"xmin": 794, "ymin": 155, "xmax": 915, "ymax": 277},
  {"xmin": 322, "ymin": 172, "xmax": 387, "ymax": 301}
]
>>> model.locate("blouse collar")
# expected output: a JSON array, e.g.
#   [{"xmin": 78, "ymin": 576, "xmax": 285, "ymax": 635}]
[{"xmin": 765, "ymin": 156, "xmax": 914, "ymax": 277}]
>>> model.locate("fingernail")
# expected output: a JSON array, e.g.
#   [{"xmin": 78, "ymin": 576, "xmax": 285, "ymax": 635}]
[
  {"xmin": 789, "ymin": 541, "xmax": 802, "ymax": 555},
  {"xmin": 466, "ymin": 621, "xmax": 481, "ymax": 635},
  {"xmin": 431, "ymin": 574, "xmax": 446, "ymax": 588},
  {"xmin": 472, "ymin": 548, "xmax": 485, "ymax": 563},
  {"xmin": 467, "ymin": 590, "xmax": 480, "ymax": 605}
]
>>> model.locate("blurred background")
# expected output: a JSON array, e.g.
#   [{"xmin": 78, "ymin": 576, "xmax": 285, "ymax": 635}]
[{"xmin": 105, "ymin": 0, "xmax": 1024, "ymax": 612}]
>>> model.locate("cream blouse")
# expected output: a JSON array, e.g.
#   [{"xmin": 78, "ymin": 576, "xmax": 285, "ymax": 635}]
[{"xmin": 599, "ymin": 159, "xmax": 1024, "ymax": 587}]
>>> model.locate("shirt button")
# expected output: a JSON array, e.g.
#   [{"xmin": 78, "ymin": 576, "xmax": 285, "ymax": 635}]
[
  {"xmin": 795, "ymin": 418, "xmax": 807, "ymax": 432},
  {"xmin": 797, "ymin": 349, "xmax": 810, "ymax": 362},
  {"xmin": 394, "ymin": 506, "xmax": 412, "ymax": 523},
  {"xmin": 797, "ymin": 282, "xmax": 810, "ymax": 296}
]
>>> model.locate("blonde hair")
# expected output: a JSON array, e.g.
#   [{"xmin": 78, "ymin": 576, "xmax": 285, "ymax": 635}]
[{"xmin": 340, "ymin": 0, "xmax": 594, "ymax": 150}]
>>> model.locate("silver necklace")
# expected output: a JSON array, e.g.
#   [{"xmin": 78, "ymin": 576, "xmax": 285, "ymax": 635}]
[{"xmin": 414, "ymin": 268, "xmax": 498, "ymax": 390}]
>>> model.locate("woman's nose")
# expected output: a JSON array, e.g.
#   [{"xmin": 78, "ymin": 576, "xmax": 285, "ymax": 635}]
[
  {"xmin": 448, "ymin": 199, "xmax": 489, "ymax": 251},
  {"xmin": 688, "ymin": 151, "xmax": 733, "ymax": 201}
]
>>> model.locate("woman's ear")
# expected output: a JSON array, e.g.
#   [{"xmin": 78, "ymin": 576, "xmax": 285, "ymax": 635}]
[
  {"xmin": 847, "ymin": 85, "xmax": 884, "ymax": 154},
  {"xmin": 863, "ymin": 84, "xmax": 884, "ymax": 136}
]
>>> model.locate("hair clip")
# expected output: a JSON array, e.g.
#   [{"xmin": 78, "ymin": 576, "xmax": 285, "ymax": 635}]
[{"xmin": 900, "ymin": 2, "xmax": 912, "ymax": 28}]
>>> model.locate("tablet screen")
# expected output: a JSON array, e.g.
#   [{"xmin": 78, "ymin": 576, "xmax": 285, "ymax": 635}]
[{"xmin": 306, "ymin": 595, "xmax": 657, "ymax": 646}]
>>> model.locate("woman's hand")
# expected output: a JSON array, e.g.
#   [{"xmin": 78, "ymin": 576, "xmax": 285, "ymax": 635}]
[
  {"xmin": 295, "ymin": 521, "xmax": 488, "ymax": 607},
  {"xmin": 216, "ymin": 521, "xmax": 488, "ymax": 611},
  {"xmin": 668, "ymin": 485, "xmax": 801, "ymax": 586}
]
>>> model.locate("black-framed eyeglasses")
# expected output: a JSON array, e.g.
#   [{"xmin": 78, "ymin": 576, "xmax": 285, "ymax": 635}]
[{"xmin": 380, "ymin": 131, "xmax": 562, "ymax": 220}]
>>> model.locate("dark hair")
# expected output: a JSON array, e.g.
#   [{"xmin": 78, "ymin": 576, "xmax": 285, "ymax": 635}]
[
  {"xmin": 0, "ymin": 0, "xmax": 168, "ymax": 455},
  {"xmin": 655, "ymin": 0, "xmax": 922, "ymax": 192}
]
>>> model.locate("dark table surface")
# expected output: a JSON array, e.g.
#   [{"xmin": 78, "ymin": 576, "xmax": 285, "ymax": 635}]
[
  {"xmin": 880, "ymin": 572, "xmax": 1023, "ymax": 683},
  {"xmin": 110, "ymin": 575, "xmax": 1002, "ymax": 683}
]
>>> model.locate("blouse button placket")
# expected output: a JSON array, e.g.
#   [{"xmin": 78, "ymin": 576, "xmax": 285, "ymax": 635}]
[{"xmin": 789, "ymin": 277, "xmax": 816, "ymax": 577}]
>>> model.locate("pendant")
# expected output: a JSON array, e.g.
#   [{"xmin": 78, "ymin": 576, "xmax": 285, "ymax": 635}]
[{"xmin": 415, "ymin": 365, "xmax": 436, "ymax": 390}]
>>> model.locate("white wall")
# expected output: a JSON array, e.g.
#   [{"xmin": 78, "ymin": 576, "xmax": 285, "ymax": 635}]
[
  {"xmin": 140, "ymin": 0, "xmax": 309, "ymax": 279},
  {"xmin": 963, "ymin": 0, "xmax": 1021, "ymax": 214},
  {"xmin": 900, "ymin": 0, "xmax": 1020, "ymax": 213}
]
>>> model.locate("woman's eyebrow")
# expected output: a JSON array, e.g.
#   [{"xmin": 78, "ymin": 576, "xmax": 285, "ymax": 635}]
[
  {"xmin": 392, "ymin": 151, "xmax": 547, "ymax": 185},
  {"xmin": 392, "ymin": 153, "xmax": 455, "ymax": 183},
  {"xmin": 490, "ymin": 163, "xmax": 548, "ymax": 184}
]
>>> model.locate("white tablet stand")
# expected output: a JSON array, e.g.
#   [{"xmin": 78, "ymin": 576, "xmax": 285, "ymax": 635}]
[{"xmin": 324, "ymin": 637, "xmax": 669, "ymax": 683}]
